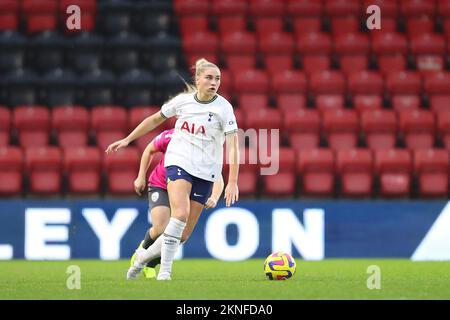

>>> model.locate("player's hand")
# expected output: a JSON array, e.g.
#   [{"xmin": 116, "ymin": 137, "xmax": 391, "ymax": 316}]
[
  {"xmin": 134, "ymin": 176, "xmax": 146, "ymax": 196},
  {"xmin": 224, "ymin": 182, "xmax": 239, "ymax": 207},
  {"xmin": 105, "ymin": 138, "xmax": 129, "ymax": 154},
  {"xmin": 204, "ymin": 197, "xmax": 218, "ymax": 209}
]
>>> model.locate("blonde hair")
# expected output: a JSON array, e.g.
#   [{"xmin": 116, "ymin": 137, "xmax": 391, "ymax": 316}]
[
  {"xmin": 193, "ymin": 58, "xmax": 219, "ymax": 79},
  {"xmin": 164, "ymin": 58, "xmax": 219, "ymax": 104}
]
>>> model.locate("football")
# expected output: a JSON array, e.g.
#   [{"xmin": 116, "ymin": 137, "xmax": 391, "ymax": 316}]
[{"xmin": 264, "ymin": 252, "xmax": 297, "ymax": 280}]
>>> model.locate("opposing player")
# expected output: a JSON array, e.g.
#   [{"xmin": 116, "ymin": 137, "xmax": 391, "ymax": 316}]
[
  {"xmin": 131, "ymin": 128, "xmax": 224, "ymax": 278},
  {"xmin": 106, "ymin": 58, "xmax": 240, "ymax": 280}
]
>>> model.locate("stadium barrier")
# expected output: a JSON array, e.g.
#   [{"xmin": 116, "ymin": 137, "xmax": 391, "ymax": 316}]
[{"xmin": 0, "ymin": 200, "xmax": 449, "ymax": 261}]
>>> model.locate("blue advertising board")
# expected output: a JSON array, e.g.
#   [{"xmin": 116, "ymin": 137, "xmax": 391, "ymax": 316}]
[{"xmin": 0, "ymin": 200, "xmax": 449, "ymax": 261}]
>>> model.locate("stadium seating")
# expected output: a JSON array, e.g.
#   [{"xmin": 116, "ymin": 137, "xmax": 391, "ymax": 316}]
[
  {"xmin": 375, "ymin": 149, "xmax": 412, "ymax": 198},
  {"xmin": 91, "ymin": 105, "xmax": 128, "ymax": 152},
  {"xmin": 103, "ymin": 147, "xmax": 140, "ymax": 195},
  {"xmin": 297, "ymin": 149, "xmax": 335, "ymax": 197},
  {"xmin": 322, "ymin": 109, "xmax": 359, "ymax": 150},
  {"xmin": 64, "ymin": 146, "xmax": 101, "ymax": 195},
  {"xmin": 337, "ymin": 149, "xmax": 374, "ymax": 197},
  {"xmin": 25, "ymin": 146, "xmax": 62, "ymax": 195},
  {"xmin": 52, "ymin": 105, "xmax": 90, "ymax": 148},
  {"xmin": 0, "ymin": 106, "xmax": 11, "ymax": 146},
  {"xmin": 399, "ymin": 110, "xmax": 436, "ymax": 150},
  {"xmin": 361, "ymin": 110, "xmax": 398, "ymax": 150},
  {"xmin": 1, "ymin": 0, "xmax": 450, "ymax": 199},
  {"xmin": 0, "ymin": 146, "xmax": 23, "ymax": 196},
  {"xmin": 414, "ymin": 149, "xmax": 449, "ymax": 197},
  {"xmin": 13, "ymin": 105, "xmax": 50, "ymax": 148}
]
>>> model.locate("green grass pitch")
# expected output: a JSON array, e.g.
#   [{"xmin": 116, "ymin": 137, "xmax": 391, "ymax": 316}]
[{"xmin": 0, "ymin": 259, "xmax": 449, "ymax": 300}]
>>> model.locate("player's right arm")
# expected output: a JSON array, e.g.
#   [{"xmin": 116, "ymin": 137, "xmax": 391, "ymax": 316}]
[
  {"xmin": 105, "ymin": 111, "xmax": 166, "ymax": 153},
  {"xmin": 134, "ymin": 141, "xmax": 158, "ymax": 196}
]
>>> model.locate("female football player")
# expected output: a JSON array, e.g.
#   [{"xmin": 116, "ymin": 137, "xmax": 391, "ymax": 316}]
[
  {"xmin": 106, "ymin": 58, "xmax": 240, "ymax": 280},
  {"xmin": 131, "ymin": 128, "xmax": 224, "ymax": 278}
]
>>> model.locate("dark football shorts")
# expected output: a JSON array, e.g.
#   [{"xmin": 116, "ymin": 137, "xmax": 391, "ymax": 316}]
[
  {"xmin": 147, "ymin": 186, "xmax": 170, "ymax": 210},
  {"xmin": 165, "ymin": 165, "xmax": 213, "ymax": 205}
]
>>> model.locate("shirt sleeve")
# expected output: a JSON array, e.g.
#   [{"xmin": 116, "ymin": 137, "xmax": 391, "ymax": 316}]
[
  {"xmin": 160, "ymin": 95, "xmax": 180, "ymax": 119},
  {"xmin": 222, "ymin": 104, "xmax": 238, "ymax": 135}
]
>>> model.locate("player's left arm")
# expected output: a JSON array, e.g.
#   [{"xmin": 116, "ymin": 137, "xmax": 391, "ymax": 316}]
[
  {"xmin": 224, "ymin": 132, "xmax": 239, "ymax": 207},
  {"xmin": 134, "ymin": 142, "xmax": 157, "ymax": 196},
  {"xmin": 205, "ymin": 174, "xmax": 225, "ymax": 209}
]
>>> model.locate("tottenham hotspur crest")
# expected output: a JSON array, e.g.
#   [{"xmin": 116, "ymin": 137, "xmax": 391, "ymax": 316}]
[{"xmin": 208, "ymin": 113, "xmax": 213, "ymax": 122}]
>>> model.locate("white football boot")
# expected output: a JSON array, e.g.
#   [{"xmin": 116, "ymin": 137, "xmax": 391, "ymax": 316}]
[{"xmin": 126, "ymin": 248, "xmax": 146, "ymax": 280}]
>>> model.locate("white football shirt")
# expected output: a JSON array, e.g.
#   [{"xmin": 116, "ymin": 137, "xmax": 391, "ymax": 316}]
[{"xmin": 160, "ymin": 92, "xmax": 238, "ymax": 182}]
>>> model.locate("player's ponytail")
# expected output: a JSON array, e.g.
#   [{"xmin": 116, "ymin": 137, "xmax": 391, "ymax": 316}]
[{"xmin": 194, "ymin": 58, "xmax": 219, "ymax": 79}]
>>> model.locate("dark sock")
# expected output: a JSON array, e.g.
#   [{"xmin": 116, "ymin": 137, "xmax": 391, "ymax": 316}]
[
  {"xmin": 147, "ymin": 257, "xmax": 161, "ymax": 268},
  {"xmin": 142, "ymin": 230, "xmax": 155, "ymax": 249}
]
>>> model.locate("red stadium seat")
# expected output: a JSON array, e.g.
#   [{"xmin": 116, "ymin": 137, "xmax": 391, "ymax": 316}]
[
  {"xmin": 399, "ymin": 110, "xmax": 436, "ymax": 150},
  {"xmin": 178, "ymin": 16, "xmax": 209, "ymax": 37},
  {"xmin": 334, "ymin": 33, "xmax": 370, "ymax": 74},
  {"xmin": 259, "ymin": 32, "xmax": 295, "ymax": 73},
  {"xmin": 297, "ymin": 148, "xmax": 335, "ymax": 196},
  {"xmin": 263, "ymin": 172, "xmax": 296, "ymax": 196},
  {"xmin": 271, "ymin": 70, "xmax": 307, "ymax": 95},
  {"xmin": 330, "ymin": 16, "xmax": 360, "ymax": 35},
  {"xmin": 238, "ymin": 94, "xmax": 269, "ymax": 111},
  {"xmin": 372, "ymin": 32, "xmax": 408, "ymax": 74},
  {"xmin": 324, "ymin": 0, "xmax": 361, "ymax": 17},
  {"xmin": 322, "ymin": 109, "xmax": 359, "ymax": 150},
  {"xmin": 0, "ymin": 0, "xmax": 19, "ymax": 30},
  {"xmin": 248, "ymin": 0, "xmax": 285, "ymax": 17},
  {"xmin": 221, "ymin": 31, "xmax": 257, "ymax": 71},
  {"xmin": 212, "ymin": 0, "xmax": 248, "ymax": 16},
  {"xmin": 353, "ymin": 96, "xmax": 383, "ymax": 114},
  {"xmin": 287, "ymin": 0, "xmax": 323, "ymax": 17},
  {"xmin": 13, "ymin": 105, "xmax": 50, "ymax": 147},
  {"xmin": 0, "ymin": 146, "xmax": 23, "ymax": 196},
  {"xmin": 400, "ymin": 0, "xmax": 436, "ymax": 17},
  {"xmin": 52, "ymin": 106, "xmax": 89, "ymax": 148},
  {"xmin": 232, "ymin": 69, "xmax": 269, "ymax": 95},
  {"xmin": 375, "ymin": 149, "xmax": 412, "ymax": 197},
  {"xmin": 64, "ymin": 146, "xmax": 101, "ymax": 195},
  {"xmin": 385, "ymin": 71, "xmax": 423, "ymax": 112},
  {"xmin": 410, "ymin": 33, "xmax": 446, "ymax": 74},
  {"xmin": 309, "ymin": 71, "xmax": 346, "ymax": 111},
  {"xmin": 337, "ymin": 149, "xmax": 374, "ymax": 197},
  {"xmin": 173, "ymin": 0, "xmax": 209, "ymax": 16},
  {"xmin": 0, "ymin": 106, "xmax": 11, "ymax": 146},
  {"xmin": 277, "ymin": 94, "xmax": 307, "ymax": 114},
  {"xmin": 414, "ymin": 149, "xmax": 449, "ymax": 197},
  {"xmin": 437, "ymin": 111, "xmax": 450, "ymax": 149},
  {"xmin": 406, "ymin": 16, "xmax": 434, "ymax": 35},
  {"xmin": 104, "ymin": 147, "xmax": 140, "ymax": 195},
  {"xmin": 91, "ymin": 105, "xmax": 128, "ymax": 152},
  {"xmin": 216, "ymin": 16, "xmax": 247, "ymax": 34},
  {"xmin": 245, "ymin": 109, "xmax": 282, "ymax": 130},
  {"xmin": 297, "ymin": 32, "xmax": 332, "ymax": 74},
  {"xmin": 183, "ymin": 32, "xmax": 219, "ymax": 66},
  {"xmin": 361, "ymin": 110, "xmax": 397, "ymax": 150},
  {"xmin": 285, "ymin": 109, "xmax": 321, "ymax": 151},
  {"xmin": 253, "ymin": 17, "xmax": 284, "ymax": 36},
  {"xmin": 439, "ymin": 0, "xmax": 450, "ymax": 18},
  {"xmin": 236, "ymin": 170, "xmax": 258, "ymax": 196},
  {"xmin": 424, "ymin": 72, "xmax": 450, "ymax": 114},
  {"xmin": 292, "ymin": 17, "xmax": 322, "ymax": 36},
  {"xmin": 347, "ymin": 71, "xmax": 384, "ymax": 107},
  {"xmin": 25, "ymin": 146, "xmax": 62, "ymax": 195}
]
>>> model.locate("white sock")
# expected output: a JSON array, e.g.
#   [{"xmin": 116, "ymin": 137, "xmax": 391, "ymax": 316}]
[
  {"xmin": 140, "ymin": 235, "xmax": 163, "ymax": 264},
  {"xmin": 158, "ymin": 217, "xmax": 186, "ymax": 277}
]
